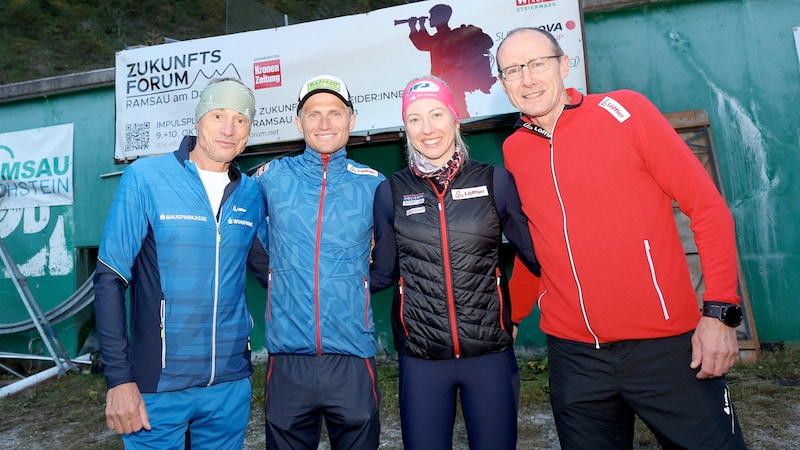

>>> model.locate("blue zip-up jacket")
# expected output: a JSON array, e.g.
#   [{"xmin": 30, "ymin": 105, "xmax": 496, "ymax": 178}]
[
  {"xmin": 253, "ymin": 146, "xmax": 385, "ymax": 357},
  {"xmin": 94, "ymin": 136, "xmax": 268, "ymax": 393}
]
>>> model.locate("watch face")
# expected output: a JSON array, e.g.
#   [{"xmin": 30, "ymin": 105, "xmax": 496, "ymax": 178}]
[{"xmin": 722, "ymin": 305, "xmax": 743, "ymax": 327}]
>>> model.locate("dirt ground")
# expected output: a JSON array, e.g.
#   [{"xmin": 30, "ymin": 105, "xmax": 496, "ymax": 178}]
[
  {"xmin": 2, "ymin": 348, "xmax": 800, "ymax": 450},
  {"xmin": 4, "ymin": 390, "xmax": 799, "ymax": 449},
  {"xmin": 0, "ymin": 395, "xmax": 559, "ymax": 450},
  {"xmin": 0, "ymin": 372, "xmax": 558, "ymax": 449}
]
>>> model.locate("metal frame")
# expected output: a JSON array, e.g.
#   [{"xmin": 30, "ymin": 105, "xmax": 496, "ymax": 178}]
[{"xmin": 0, "ymin": 185, "xmax": 77, "ymax": 378}]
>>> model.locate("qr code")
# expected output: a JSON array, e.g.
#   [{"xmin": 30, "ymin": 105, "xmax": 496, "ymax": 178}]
[{"xmin": 125, "ymin": 122, "xmax": 150, "ymax": 152}]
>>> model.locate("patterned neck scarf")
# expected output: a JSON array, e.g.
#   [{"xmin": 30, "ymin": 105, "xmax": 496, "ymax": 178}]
[{"xmin": 410, "ymin": 146, "xmax": 463, "ymax": 192}]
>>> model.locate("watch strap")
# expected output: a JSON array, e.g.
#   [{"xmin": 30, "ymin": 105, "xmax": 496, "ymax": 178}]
[{"xmin": 702, "ymin": 302, "xmax": 742, "ymax": 327}]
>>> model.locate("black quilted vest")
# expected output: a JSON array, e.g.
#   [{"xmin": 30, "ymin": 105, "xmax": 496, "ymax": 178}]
[{"xmin": 389, "ymin": 160, "xmax": 513, "ymax": 360}]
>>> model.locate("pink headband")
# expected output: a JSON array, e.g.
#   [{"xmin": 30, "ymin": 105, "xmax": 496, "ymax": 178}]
[{"xmin": 401, "ymin": 78, "xmax": 460, "ymax": 123}]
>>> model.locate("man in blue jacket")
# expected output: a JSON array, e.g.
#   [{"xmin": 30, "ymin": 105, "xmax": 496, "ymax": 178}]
[
  {"xmin": 94, "ymin": 78, "xmax": 268, "ymax": 449},
  {"xmin": 253, "ymin": 74, "xmax": 385, "ymax": 449}
]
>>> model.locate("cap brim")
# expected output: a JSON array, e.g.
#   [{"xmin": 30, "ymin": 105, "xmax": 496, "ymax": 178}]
[{"xmin": 297, "ymin": 89, "xmax": 352, "ymax": 114}]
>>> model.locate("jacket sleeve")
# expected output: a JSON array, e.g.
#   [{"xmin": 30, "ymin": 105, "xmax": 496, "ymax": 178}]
[
  {"xmin": 624, "ymin": 90, "xmax": 740, "ymax": 304},
  {"xmin": 247, "ymin": 187, "xmax": 270, "ymax": 288},
  {"xmin": 369, "ymin": 180, "xmax": 399, "ymax": 293},
  {"xmin": 493, "ymin": 167, "xmax": 540, "ymax": 276},
  {"xmin": 493, "ymin": 167, "xmax": 541, "ymax": 323},
  {"xmin": 93, "ymin": 166, "xmax": 149, "ymax": 389},
  {"xmin": 508, "ymin": 255, "xmax": 542, "ymax": 324},
  {"xmin": 93, "ymin": 264, "xmax": 133, "ymax": 389}
]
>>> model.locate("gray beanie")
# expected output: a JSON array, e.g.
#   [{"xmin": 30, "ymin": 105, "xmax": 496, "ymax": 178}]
[{"xmin": 195, "ymin": 79, "xmax": 256, "ymax": 123}]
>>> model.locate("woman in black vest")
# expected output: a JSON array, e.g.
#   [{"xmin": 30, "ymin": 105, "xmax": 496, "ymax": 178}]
[{"xmin": 370, "ymin": 76, "xmax": 540, "ymax": 450}]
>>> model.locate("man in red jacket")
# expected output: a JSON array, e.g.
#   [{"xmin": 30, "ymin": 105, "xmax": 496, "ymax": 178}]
[{"xmin": 496, "ymin": 27, "xmax": 747, "ymax": 449}]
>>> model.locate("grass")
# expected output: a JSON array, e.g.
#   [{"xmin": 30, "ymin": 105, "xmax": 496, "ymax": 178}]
[{"xmin": 2, "ymin": 345, "xmax": 799, "ymax": 449}]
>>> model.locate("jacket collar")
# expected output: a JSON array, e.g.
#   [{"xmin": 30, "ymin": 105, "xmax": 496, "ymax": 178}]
[
  {"xmin": 173, "ymin": 135, "xmax": 242, "ymax": 183},
  {"xmin": 514, "ymin": 88, "xmax": 583, "ymax": 139},
  {"xmin": 301, "ymin": 145, "xmax": 347, "ymax": 171}
]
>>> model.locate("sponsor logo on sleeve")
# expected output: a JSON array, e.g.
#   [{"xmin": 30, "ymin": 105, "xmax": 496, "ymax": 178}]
[
  {"xmin": 255, "ymin": 161, "xmax": 270, "ymax": 177},
  {"xmin": 598, "ymin": 96, "xmax": 631, "ymax": 123},
  {"xmin": 347, "ymin": 164, "xmax": 379, "ymax": 177}
]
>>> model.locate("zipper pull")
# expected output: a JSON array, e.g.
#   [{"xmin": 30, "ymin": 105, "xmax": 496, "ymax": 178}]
[{"xmin": 321, "ymin": 153, "xmax": 330, "ymax": 180}]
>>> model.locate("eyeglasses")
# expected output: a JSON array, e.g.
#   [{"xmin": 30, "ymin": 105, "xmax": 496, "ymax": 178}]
[{"xmin": 499, "ymin": 55, "xmax": 562, "ymax": 81}]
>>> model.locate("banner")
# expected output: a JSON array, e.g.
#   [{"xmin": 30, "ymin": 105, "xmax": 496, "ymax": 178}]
[
  {"xmin": 114, "ymin": 0, "xmax": 586, "ymax": 159},
  {"xmin": 0, "ymin": 124, "xmax": 74, "ymax": 209}
]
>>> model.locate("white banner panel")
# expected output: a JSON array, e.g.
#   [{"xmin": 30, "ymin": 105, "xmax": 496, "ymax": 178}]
[
  {"xmin": 114, "ymin": 0, "xmax": 585, "ymax": 159},
  {"xmin": 0, "ymin": 124, "xmax": 74, "ymax": 209}
]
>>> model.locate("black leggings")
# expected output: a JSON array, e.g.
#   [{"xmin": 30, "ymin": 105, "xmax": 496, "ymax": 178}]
[{"xmin": 398, "ymin": 349, "xmax": 520, "ymax": 450}]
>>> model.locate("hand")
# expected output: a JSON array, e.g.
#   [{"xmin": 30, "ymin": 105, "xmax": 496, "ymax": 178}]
[
  {"xmin": 105, "ymin": 382, "xmax": 151, "ymax": 434},
  {"xmin": 690, "ymin": 317, "xmax": 739, "ymax": 379},
  {"xmin": 512, "ymin": 324, "xmax": 519, "ymax": 341}
]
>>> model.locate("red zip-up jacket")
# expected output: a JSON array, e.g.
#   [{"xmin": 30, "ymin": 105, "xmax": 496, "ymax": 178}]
[{"xmin": 504, "ymin": 89, "xmax": 739, "ymax": 346}]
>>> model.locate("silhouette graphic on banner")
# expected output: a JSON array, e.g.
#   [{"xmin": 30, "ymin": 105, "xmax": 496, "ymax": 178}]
[{"xmin": 396, "ymin": 4, "xmax": 495, "ymax": 119}]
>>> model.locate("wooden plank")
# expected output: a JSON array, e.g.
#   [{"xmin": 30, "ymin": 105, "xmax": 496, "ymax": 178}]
[{"xmin": 670, "ymin": 113, "xmax": 761, "ymax": 363}]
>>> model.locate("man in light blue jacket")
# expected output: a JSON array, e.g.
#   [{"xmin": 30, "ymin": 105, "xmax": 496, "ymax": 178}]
[
  {"xmin": 253, "ymin": 74, "xmax": 385, "ymax": 450},
  {"xmin": 95, "ymin": 78, "xmax": 268, "ymax": 449}
]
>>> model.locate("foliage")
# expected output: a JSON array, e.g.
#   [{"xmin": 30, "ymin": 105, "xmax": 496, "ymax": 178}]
[
  {"xmin": 0, "ymin": 0, "xmax": 224, "ymax": 84},
  {"xmin": 0, "ymin": 0, "xmax": 423, "ymax": 85}
]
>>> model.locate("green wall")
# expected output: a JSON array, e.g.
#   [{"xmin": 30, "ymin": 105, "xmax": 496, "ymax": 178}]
[
  {"xmin": 2, "ymin": 0, "xmax": 798, "ymax": 360},
  {"xmin": 0, "ymin": 88, "xmax": 120, "ymax": 357},
  {"xmin": 583, "ymin": 0, "xmax": 800, "ymax": 343}
]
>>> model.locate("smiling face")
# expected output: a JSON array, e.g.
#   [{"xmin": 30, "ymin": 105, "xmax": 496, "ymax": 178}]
[
  {"xmin": 296, "ymin": 92, "xmax": 356, "ymax": 155},
  {"xmin": 404, "ymin": 97, "xmax": 459, "ymax": 166},
  {"xmin": 497, "ymin": 29, "xmax": 571, "ymax": 132},
  {"xmin": 193, "ymin": 109, "xmax": 251, "ymax": 171}
]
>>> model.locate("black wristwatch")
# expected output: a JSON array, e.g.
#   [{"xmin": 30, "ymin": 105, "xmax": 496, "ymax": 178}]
[{"xmin": 702, "ymin": 302, "xmax": 743, "ymax": 327}]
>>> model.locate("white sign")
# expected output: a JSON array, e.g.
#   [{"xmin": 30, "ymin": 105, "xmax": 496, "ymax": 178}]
[
  {"xmin": 0, "ymin": 124, "xmax": 74, "ymax": 209},
  {"xmin": 114, "ymin": 0, "xmax": 586, "ymax": 159}
]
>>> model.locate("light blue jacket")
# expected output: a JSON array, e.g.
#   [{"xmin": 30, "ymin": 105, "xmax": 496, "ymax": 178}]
[
  {"xmin": 253, "ymin": 146, "xmax": 385, "ymax": 357},
  {"xmin": 95, "ymin": 136, "xmax": 268, "ymax": 393}
]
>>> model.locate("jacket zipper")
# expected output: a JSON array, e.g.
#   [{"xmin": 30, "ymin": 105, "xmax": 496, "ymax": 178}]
[
  {"xmin": 266, "ymin": 269, "xmax": 273, "ymax": 322},
  {"xmin": 191, "ymin": 161, "xmax": 223, "ymax": 385},
  {"xmin": 399, "ymin": 277, "xmax": 408, "ymax": 336},
  {"xmin": 160, "ymin": 298, "xmax": 166, "ymax": 368},
  {"xmin": 644, "ymin": 239, "xmax": 670, "ymax": 320},
  {"xmin": 547, "ymin": 117, "xmax": 600, "ymax": 348},
  {"xmin": 363, "ymin": 276, "xmax": 371, "ymax": 328},
  {"xmin": 314, "ymin": 154, "xmax": 330, "ymax": 355},
  {"xmin": 495, "ymin": 267, "xmax": 505, "ymax": 331},
  {"xmin": 208, "ymin": 219, "xmax": 221, "ymax": 386},
  {"xmin": 432, "ymin": 180, "xmax": 461, "ymax": 358}
]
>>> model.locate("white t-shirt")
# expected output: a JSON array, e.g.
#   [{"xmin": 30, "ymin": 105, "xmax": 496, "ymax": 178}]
[{"xmin": 196, "ymin": 167, "xmax": 230, "ymax": 215}]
